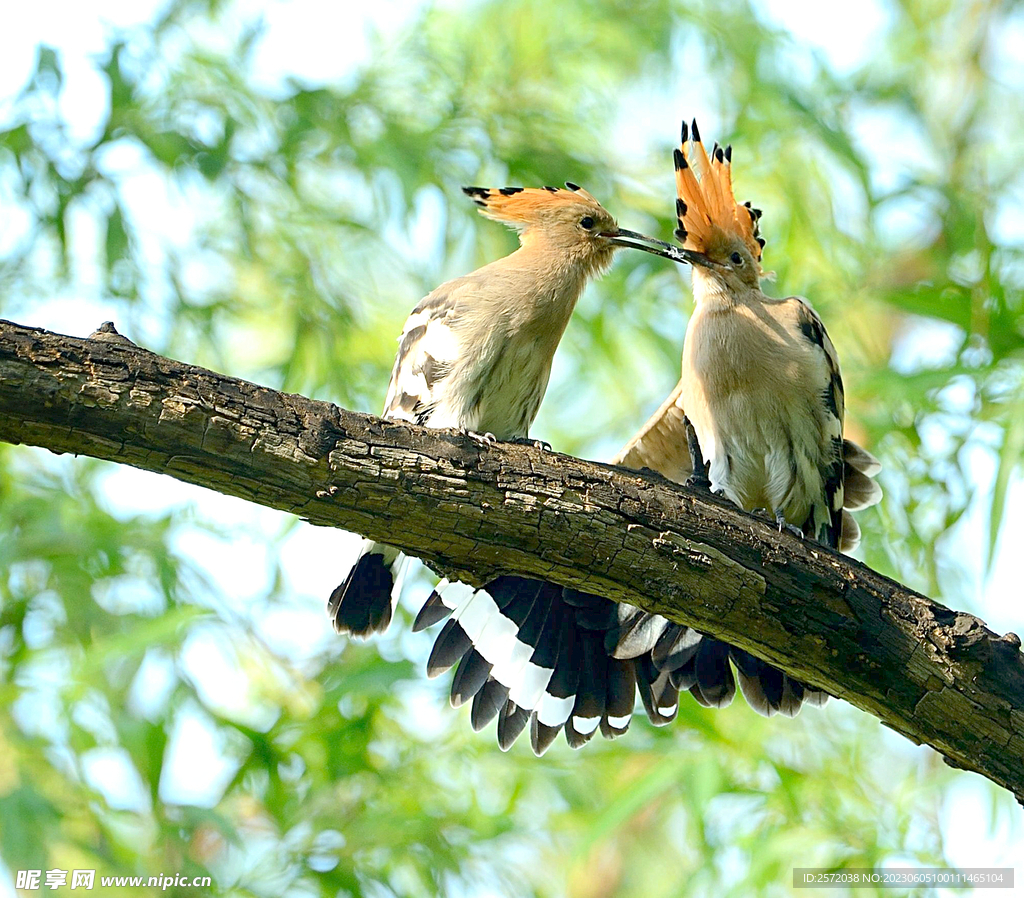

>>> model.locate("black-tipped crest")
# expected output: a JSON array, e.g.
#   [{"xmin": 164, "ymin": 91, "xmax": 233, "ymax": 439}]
[
  {"xmin": 462, "ymin": 186, "xmax": 490, "ymax": 207},
  {"xmin": 461, "ymin": 184, "xmax": 608, "ymax": 226},
  {"xmin": 672, "ymin": 118, "xmax": 764, "ymax": 267},
  {"xmin": 459, "ymin": 182, "xmax": 682, "ymax": 266}
]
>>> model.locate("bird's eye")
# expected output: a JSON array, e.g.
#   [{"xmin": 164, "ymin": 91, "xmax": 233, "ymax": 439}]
[
  {"xmin": 730, "ymin": 251, "xmax": 743, "ymax": 265},
  {"xmin": 579, "ymin": 216, "xmax": 595, "ymax": 230}
]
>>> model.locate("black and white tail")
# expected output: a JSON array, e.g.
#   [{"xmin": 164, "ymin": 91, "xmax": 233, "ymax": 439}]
[
  {"xmin": 329, "ymin": 540, "xmax": 409, "ymax": 638},
  {"xmin": 414, "ymin": 573, "xmax": 831, "ymax": 752},
  {"xmin": 611, "ymin": 621, "xmax": 829, "ymax": 718},
  {"xmin": 601, "ymin": 607, "xmax": 828, "ymax": 719},
  {"xmin": 415, "ymin": 577, "xmax": 639, "ymax": 755},
  {"xmin": 335, "ymin": 437, "xmax": 881, "ymax": 743}
]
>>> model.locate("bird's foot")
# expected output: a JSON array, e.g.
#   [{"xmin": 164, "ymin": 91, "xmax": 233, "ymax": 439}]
[
  {"xmin": 510, "ymin": 436, "xmax": 552, "ymax": 451},
  {"xmin": 461, "ymin": 428, "xmax": 497, "ymax": 447},
  {"xmin": 774, "ymin": 509, "xmax": 804, "ymax": 538}
]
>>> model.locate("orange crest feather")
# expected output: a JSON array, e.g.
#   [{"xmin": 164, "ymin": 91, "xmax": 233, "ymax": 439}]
[
  {"xmin": 672, "ymin": 120, "xmax": 764, "ymax": 266},
  {"xmin": 462, "ymin": 183, "xmax": 604, "ymax": 224}
]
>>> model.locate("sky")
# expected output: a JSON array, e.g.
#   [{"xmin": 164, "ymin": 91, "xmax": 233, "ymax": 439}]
[{"xmin": 1, "ymin": 0, "xmax": 1022, "ymax": 892}]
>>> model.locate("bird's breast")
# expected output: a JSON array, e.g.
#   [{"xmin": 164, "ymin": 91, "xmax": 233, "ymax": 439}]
[
  {"xmin": 681, "ymin": 304, "xmax": 829, "ymax": 518},
  {"xmin": 448, "ymin": 293, "xmax": 578, "ymax": 440}
]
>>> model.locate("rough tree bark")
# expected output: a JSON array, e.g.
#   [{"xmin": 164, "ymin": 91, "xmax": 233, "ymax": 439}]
[{"xmin": 1, "ymin": 317, "xmax": 1022, "ymax": 802}]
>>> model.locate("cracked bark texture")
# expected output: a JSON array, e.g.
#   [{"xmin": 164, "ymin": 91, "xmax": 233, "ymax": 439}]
[{"xmin": 1, "ymin": 317, "xmax": 1022, "ymax": 803}]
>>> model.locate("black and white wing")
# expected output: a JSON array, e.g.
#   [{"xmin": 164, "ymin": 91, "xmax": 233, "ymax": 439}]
[
  {"xmin": 790, "ymin": 297, "xmax": 846, "ymax": 550},
  {"xmin": 382, "ymin": 285, "xmax": 464, "ymax": 428},
  {"xmin": 330, "ymin": 283, "xmax": 465, "ymax": 637}
]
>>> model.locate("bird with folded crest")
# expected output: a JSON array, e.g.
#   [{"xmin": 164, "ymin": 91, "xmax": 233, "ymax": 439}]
[{"xmin": 329, "ymin": 182, "xmax": 679, "ymax": 641}]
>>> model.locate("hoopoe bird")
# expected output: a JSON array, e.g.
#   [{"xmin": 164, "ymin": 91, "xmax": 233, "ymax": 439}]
[
  {"xmin": 329, "ymin": 183, "xmax": 680, "ymax": 639},
  {"xmin": 604, "ymin": 119, "xmax": 884, "ymax": 718},
  {"xmin": 414, "ymin": 122, "xmax": 882, "ymax": 753}
]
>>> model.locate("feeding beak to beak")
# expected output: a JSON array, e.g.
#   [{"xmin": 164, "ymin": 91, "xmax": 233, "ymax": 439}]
[{"xmin": 601, "ymin": 229, "xmax": 715, "ymax": 269}]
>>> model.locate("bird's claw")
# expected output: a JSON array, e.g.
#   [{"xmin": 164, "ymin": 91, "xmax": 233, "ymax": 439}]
[
  {"xmin": 511, "ymin": 436, "xmax": 552, "ymax": 451},
  {"xmin": 461, "ymin": 429, "xmax": 497, "ymax": 447},
  {"xmin": 774, "ymin": 509, "xmax": 804, "ymax": 538}
]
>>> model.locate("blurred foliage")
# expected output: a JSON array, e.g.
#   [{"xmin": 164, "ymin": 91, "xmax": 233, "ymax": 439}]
[{"xmin": 1, "ymin": 0, "xmax": 1023, "ymax": 895}]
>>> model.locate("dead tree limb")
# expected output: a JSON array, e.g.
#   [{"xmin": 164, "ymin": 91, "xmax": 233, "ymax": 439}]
[{"xmin": 1, "ymin": 317, "xmax": 1022, "ymax": 802}]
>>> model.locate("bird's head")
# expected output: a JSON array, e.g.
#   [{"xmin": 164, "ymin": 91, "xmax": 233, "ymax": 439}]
[
  {"xmin": 664, "ymin": 119, "xmax": 765, "ymax": 295},
  {"xmin": 462, "ymin": 183, "xmax": 679, "ymax": 273}
]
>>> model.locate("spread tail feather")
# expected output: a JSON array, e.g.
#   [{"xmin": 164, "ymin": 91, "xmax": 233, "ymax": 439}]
[
  {"xmin": 839, "ymin": 439, "xmax": 883, "ymax": 551},
  {"xmin": 608, "ymin": 611, "xmax": 829, "ymax": 718},
  {"xmin": 730, "ymin": 647, "xmax": 829, "ymax": 716},
  {"xmin": 636, "ymin": 656, "xmax": 679, "ymax": 725},
  {"xmin": 419, "ymin": 573, "xmax": 833, "ymax": 749},
  {"xmin": 843, "ymin": 439, "xmax": 882, "ymax": 478},
  {"xmin": 839, "ymin": 511, "xmax": 861, "ymax": 553},
  {"xmin": 417, "ymin": 578, "xmax": 638, "ymax": 752},
  {"xmin": 329, "ymin": 541, "xmax": 407, "ymax": 637}
]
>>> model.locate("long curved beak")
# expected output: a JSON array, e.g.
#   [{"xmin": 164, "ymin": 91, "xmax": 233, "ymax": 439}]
[{"xmin": 601, "ymin": 228, "xmax": 714, "ymax": 269}]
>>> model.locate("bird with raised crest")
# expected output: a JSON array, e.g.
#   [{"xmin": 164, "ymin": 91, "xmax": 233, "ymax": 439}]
[
  {"xmin": 328, "ymin": 182, "xmax": 681, "ymax": 641},
  {"xmin": 605, "ymin": 119, "xmax": 884, "ymax": 718}
]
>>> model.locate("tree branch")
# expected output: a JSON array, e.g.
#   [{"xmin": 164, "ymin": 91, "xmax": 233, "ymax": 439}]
[{"xmin": 1, "ymin": 317, "xmax": 1022, "ymax": 802}]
